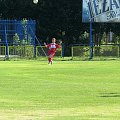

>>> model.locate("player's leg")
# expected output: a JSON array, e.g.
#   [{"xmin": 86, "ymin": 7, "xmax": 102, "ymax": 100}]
[
  {"xmin": 50, "ymin": 53, "xmax": 55, "ymax": 64},
  {"xmin": 48, "ymin": 54, "xmax": 52, "ymax": 64},
  {"xmin": 48, "ymin": 57, "xmax": 51, "ymax": 64},
  {"xmin": 47, "ymin": 54, "xmax": 52, "ymax": 64},
  {"xmin": 48, "ymin": 53, "xmax": 55, "ymax": 64},
  {"xmin": 48, "ymin": 51, "xmax": 52, "ymax": 64}
]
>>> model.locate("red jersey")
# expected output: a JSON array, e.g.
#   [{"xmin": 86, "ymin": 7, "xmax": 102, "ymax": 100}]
[{"xmin": 47, "ymin": 43, "xmax": 60, "ymax": 53}]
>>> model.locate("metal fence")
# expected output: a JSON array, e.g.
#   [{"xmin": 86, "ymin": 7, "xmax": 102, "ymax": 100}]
[
  {"xmin": 71, "ymin": 45, "xmax": 120, "ymax": 60},
  {"xmin": 36, "ymin": 46, "xmax": 62, "ymax": 57},
  {"xmin": 9, "ymin": 46, "xmax": 34, "ymax": 58},
  {"xmin": 1, "ymin": 45, "xmax": 120, "ymax": 60},
  {"xmin": 71, "ymin": 46, "xmax": 90, "ymax": 59},
  {"xmin": 0, "ymin": 46, "xmax": 6, "ymax": 58},
  {"xmin": 94, "ymin": 45, "xmax": 120, "ymax": 57},
  {"xmin": 0, "ymin": 45, "xmax": 62, "ymax": 59}
]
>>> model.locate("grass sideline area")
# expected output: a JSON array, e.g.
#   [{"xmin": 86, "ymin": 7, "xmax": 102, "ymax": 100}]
[{"xmin": 0, "ymin": 61, "xmax": 120, "ymax": 120}]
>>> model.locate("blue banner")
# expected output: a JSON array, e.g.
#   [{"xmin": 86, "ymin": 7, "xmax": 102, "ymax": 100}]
[{"xmin": 82, "ymin": 0, "xmax": 120, "ymax": 22}]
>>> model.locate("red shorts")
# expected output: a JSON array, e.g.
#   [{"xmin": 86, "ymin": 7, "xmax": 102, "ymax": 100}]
[{"xmin": 48, "ymin": 51, "xmax": 56, "ymax": 58}]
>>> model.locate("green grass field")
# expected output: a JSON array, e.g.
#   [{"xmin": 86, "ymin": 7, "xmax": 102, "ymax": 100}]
[{"xmin": 0, "ymin": 60, "xmax": 120, "ymax": 120}]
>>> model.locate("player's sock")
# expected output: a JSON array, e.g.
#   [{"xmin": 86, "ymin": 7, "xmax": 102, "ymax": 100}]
[
  {"xmin": 51, "ymin": 60, "xmax": 53, "ymax": 64},
  {"xmin": 49, "ymin": 58, "xmax": 53, "ymax": 65},
  {"xmin": 48, "ymin": 58, "xmax": 51, "ymax": 64},
  {"xmin": 49, "ymin": 58, "xmax": 52, "ymax": 62},
  {"xmin": 51, "ymin": 59, "xmax": 53, "ymax": 64}
]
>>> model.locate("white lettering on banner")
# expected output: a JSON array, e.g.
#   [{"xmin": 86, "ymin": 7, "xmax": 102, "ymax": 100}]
[{"xmin": 87, "ymin": 0, "xmax": 120, "ymax": 22}]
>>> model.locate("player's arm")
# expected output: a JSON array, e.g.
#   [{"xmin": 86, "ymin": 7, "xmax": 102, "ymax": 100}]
[
  {"xmin": 44, "ymin": 42, "xmax": 47, "ymax": 48},
  {"xmin": 57, "ymin": 40, "xmax": 62, "ymax": 48},
  {"xmin": 44, "ymin": 43, "xmax": 51, "ymax": 49},
  {"xmin": 59, "ymin": 40, "xmax": 62, "ymax": 45}
]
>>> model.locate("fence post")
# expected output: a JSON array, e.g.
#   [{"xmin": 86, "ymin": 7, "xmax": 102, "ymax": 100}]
[
  {"xmin": 61, "ymin": 43, "xmax": 64, "ymax": 58},
  {"xmin": 89, "ymin": 21, "xmax": 93, "ymax": 59},
  {"xmin": 4, "ymin": 22, "xmax": 9, "ymax": 59},
  {"xmin": 34, "ymin": 44, "xmax": 36, "ymax": 58},
  {"xmin": 118, "ymin": 44, "xmax": 120, "ymax": 57},
  {"xmin": 71, "ymin": 46, "xmax": 73, "ymax": 60}
]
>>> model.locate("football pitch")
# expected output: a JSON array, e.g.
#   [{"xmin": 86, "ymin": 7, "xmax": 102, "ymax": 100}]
[{"xmin": 0, "ymin": 60, "xmax": 120, "ymax": 120}]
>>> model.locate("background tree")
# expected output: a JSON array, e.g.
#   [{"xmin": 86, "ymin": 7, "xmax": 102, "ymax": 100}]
[{"xmin": 0, "ymin": 0, "xmax": 120, "ymax": 45}]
